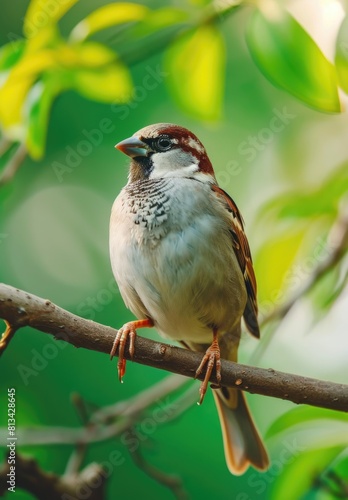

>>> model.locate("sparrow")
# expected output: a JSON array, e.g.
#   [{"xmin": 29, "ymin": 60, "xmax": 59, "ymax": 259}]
[{"xmin": 109, "ymin": 123, "xmax": 269, "ymax": 474}]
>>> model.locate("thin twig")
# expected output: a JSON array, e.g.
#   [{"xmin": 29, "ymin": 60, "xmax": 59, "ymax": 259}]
[
  {"xmin": 250, "ymin": 199, "xmax": 348, "ymax": 364},
  {"xmin": 64, "ymin": 393, "xmax": 91, "ymax": 476},
  {"xmin": 0, "ymin": 373, "xmax": 190, "ymax": 446},
  {"xmin": 0, "ymin": 283, "xmax": 347, "ymax": 411},
  {"xmin": 109, "ymin": 2, "xmax": 243, "ymax": 67},
  {"xmin": 0, "ymin": 143, "xmax": 27, "ymax": 186},
  {"xmin": 92, "ymin": 373, "xmax": 188, "ymax": 424},
  {"xmin": 0, "ymin": 136, "xmax": 12, "ymax": 157},
  {"xmin": 127, "ymin": 430, "xmax": 188, "ymax": 500},
  {"xmin": 261, "ymin": 199, "xmax": 348, "ymax": 327}
]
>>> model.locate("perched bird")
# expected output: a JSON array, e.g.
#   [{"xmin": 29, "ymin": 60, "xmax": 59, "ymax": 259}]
[{"xmin": 109, "ymin": 123, "xmax": 269, "ymax": 474}]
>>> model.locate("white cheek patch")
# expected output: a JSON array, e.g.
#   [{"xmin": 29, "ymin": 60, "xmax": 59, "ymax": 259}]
[{"xmin": 149, "ymin": 149, "xmax": 200, "ymax": 179}]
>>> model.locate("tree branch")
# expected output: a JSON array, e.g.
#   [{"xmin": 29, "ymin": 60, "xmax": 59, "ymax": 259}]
[
  {"xmin": 0, "ymin": 453, "xmax": 106, "ymax": 500},
  {"xmin": 0, "ymin": 283, "xmax": 347, "ymax": 412}
]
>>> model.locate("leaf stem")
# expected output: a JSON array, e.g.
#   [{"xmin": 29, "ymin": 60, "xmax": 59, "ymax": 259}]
[{"xmin": 0, "ymin": 143, "xmax": 27, "ymax": 187}]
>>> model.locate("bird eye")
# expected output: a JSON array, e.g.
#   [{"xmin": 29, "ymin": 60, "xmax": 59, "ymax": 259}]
[{"xmin": 155, "ymin": 136, "xmax": 172, "ymax": 152}]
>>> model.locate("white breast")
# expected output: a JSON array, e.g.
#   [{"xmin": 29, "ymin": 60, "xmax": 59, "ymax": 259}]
[{"xmin": 109, "ymin": 178, "xmax": 247, "ymax": 344}]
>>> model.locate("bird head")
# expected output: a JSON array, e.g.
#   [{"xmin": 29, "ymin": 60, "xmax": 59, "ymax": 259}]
[{"xmin": 115, "ymin": 123, "xmax": 216, "ymax": 184}]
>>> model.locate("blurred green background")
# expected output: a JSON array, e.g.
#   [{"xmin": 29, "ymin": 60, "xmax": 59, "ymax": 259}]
[{"xmin": 1, "ymin": 1, "xmax": 348, "ymax": 499}]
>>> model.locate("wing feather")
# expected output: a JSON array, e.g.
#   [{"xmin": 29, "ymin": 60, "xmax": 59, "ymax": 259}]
[{"xmin": 212, "ymin": 185, "xmax": 260, "ymax": 338}]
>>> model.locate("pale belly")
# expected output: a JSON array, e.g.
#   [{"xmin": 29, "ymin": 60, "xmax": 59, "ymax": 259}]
[{"xmin": 110, "ymin": 179, "xmax": 247, "ymax": 344}]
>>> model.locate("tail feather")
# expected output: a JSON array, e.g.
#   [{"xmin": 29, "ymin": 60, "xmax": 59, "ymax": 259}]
[{"xmin": 213, "ymin": 388, "xmax": 269, "ymax": 475}]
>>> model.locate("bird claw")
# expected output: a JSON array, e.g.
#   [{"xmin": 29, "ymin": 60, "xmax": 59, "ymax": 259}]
[
  {"xmin": 110, "ymin": 318, "xmax": 153, "ymax": 382},
  {"xmin": 110, "ymin": 323, "xmax": 137, "ymax": 382},
  {"xmin": 195, "ymin": 333, "xmax": 221, "ymax": 405}
]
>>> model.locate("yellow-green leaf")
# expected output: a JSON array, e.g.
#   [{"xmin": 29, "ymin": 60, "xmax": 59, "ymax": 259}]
[
  {"xmin": 271, "ymin": 447, "xmax": 345, "ymax": 500},
  {"xmin": 335, "ymin": 14, "xmax": 348, "ymax": 93},
  {"xmin": 0, "ymin": 50, "xmax": 56, "ymax": 137},
  {"xmin": 267, "ymin": 407, "xmax": 348, "ymax": 439},
  {"xmin": 165, "ymin": 25, "xmax": 225, "ymax": 120},
  {"xmin": 247, "ymin": 8, "xmax": 341, "ymax": 112},
  {"xmin": 26, "ymin": 24, "xmax": 60, "ymax": 54},
  {"xmin": 73, "ymin": 64, "xmax": 132, "ymax": 103},
  {"xmin": 0, "ymin": 39, "xmax": 25, "ymax": 71},
  {"xmin": 55, "ymin": 41, "xmax": 116, "ymax": 69},
  {"xmin": 25, "ymin": 78, "xmax": 61, "ymax": 159},
  {"xmin": 255, "ymin": 225, "xmax": 306, "ymax": 305},
  {"xmin": 261, "ymin": 162, "xmax": 348, "ymax": 220},
  {"xmin": 70, "ymin": 3, "xmax": 149, "ymax": 42},
  {"xmin": 24, "ymin": 0, "xmax": 78, "ymax": 39},
  {"xmin": 132, "ymin": 7, "xmax": 189, "ymax": 37}
]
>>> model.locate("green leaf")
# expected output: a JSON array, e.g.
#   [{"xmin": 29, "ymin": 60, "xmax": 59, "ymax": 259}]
[
  {"xmin": 247, "ymin": 7, "xmax": 341, "ymax": 112},
  {"xmin": 70, "ymin": 3, "xmax": 149, "ymax": 42},
  {"xmin": 26, "ymin": 24, "xmax": 60, "ymax": 54},
  {"xmin": 335, "ymin": 14, "xmax": 348, "ymax": 93},
  {"xmin": 55, "ymin": 41, "xmax": 117, "ymax": 69},
  {"xmin": 0, "ymin": 49, "xmax": 56, "ymax": 137},
  {"xmin": 314, "ymin": 269, "xmax": 348, "ymax": 312},
  {"xmin": 72, "ymin": 64, "xmax": 132, "ymax": 103},
  {"xmin": 271, "ymin": 446, "xmax": 345, "ymax": 500},
  {"xmin": 23, "ymin": 0, "xmax": 78, "ymax": 39},
  {"xmin": 267, "ymin": 407, "xmax": 348, "ymax": 439},
  {"xmin": 165, "ymin": 25, "xmax": 225, "ymax": 120},
  {"xmin": 262, "ymin": 162, "xmax": 348, "ymax": 220},
  {"xmin": 24, "ymin": 78, "xmax": 62, "ymax": 159},
  {"xmin": 255, "ymin": 224, "xmax": 306, "ymax": 304},
  {"xmin": 309, "ymin": 266, "xmax": 343, "ymax": 312},
  {"xmin": 132, "ymin": 7, "xmax": 189, "ymax": 37},
  {"xmin": 0, "ymin": 40, "xmax": 25, "ymax": 71},
  {"xmin": 334, "ymin": 453, "xmax": 348, "ymax": 478}
]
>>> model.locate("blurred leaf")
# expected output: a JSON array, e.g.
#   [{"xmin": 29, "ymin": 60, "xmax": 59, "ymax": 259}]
[
  {"xmin": 26, "ymin": 24, "xmax": 60, "ymax": 54},
  {"xmin": 56, "ymin": 41, "xmax": 117, "ymax": 69},
  {"xmin": 23, "ymin": 0, "xmax": 78, "ymax": 38},
  {"xmin": 316, "ymin": 270, "xmax": 348, "ymax": 311},
  {"xmin": 262, "ymin": 163, "xmax": 348, "ymax": 220},
  {"xmin": 267, "ymin": 407, "xmax": 348, "ymax": 439},
  {"xmin": 24, "ymin": 78, "xmax": 62, "ymax": 159},
  {"xmin": 72, "ymin": 63, "xmax": 132, "ymax": 103},
  {"xmin": 333, "ymin": 452, "xmax": 348, "ymax": 478},
  {"xmin": 315, "ymin": 456, "xmax": 348, "ymax": 500},
  {"xmin": 0, "ymin": 39, "xmax": 25, "ymax": 71},
  {"xmin": 247, "ymin": 8, "xmax": 341, "ymax": 112},
  {"xmin": 70, "ymin": 3, "xmax": 149, "ymax": 42},
  {"xmin": 166, "ymin": 25, "xmax": 225, "ymax": 120},
  {"xmin": 309, "ymin": 266, "xmax": 345, "ymax": 312},
  {"xmin": 0, "ymin": 50, "xmax": 56, "ymax": 137},
  {"xmin": 271, "ymin": 446, "xmax": 345, "ymax": 500},
  {"xmin": 189, "ymin": 0, "xmax": 211, "ymax": 5},
  {"xmin": 335, "ymin": 14, "xmax": 348, "ymax": 93},
  {"xmin": 132, "ymin": 7, "xmax": 189, "ymax": 37},
  {"xmin": 255, "ymin": 224, "xmax": 306, "ymax": 303},
  {"xmin": 1, "ymin": 49, "xmax": 56, "ymax": 80}
]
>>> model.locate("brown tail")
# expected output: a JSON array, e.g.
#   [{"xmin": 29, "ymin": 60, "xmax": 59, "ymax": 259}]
[{"xmin": 213, "ymin": 387, "xmax": 269, "ymax": 475}]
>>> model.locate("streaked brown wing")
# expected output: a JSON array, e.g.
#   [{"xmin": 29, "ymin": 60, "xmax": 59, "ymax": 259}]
[{"xmin": 212, "ymin": 185, "xmax": 260, "ymax": 338}]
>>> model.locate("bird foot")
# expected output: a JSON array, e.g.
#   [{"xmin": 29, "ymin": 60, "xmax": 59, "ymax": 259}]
[
  {"xmin": 110, "ymin": 318, "xmax": 153, "ymax": 382},
  {"xmin": 195, "ymin": 331, "xmax": 221, "ymax": 405}
]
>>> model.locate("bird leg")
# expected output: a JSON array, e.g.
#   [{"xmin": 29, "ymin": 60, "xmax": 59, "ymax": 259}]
[
  {"xmin": 110, "ymin": 318, "xmax": 154, "ymax": 382},
  {"xmin": 195, "ymin": 329, "xmax": 221, "ymax": 405}
]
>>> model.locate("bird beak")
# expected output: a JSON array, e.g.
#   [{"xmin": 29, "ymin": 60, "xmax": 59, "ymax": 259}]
[{"xmin": 115, "ymin": 136, "xmax": 148, "ymax": 158}]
